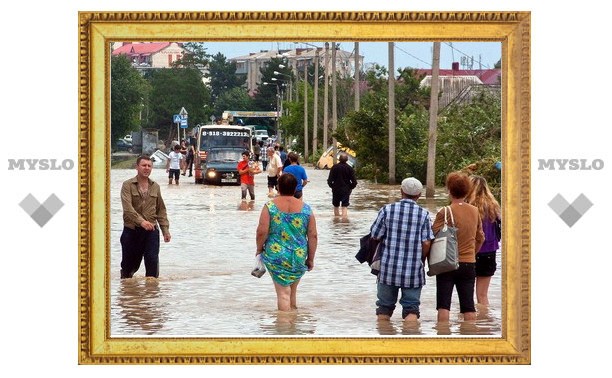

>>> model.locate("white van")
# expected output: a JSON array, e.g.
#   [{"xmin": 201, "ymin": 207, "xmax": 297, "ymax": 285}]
[{"xmin": 254, "ymin": 130, "xmax": 269, "ymax": 143}]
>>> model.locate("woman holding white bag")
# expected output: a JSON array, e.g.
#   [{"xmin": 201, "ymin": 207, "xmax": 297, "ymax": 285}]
[
  {"xmin": 432, "ymin": 172, "xmax": 484, "ymax": 322},
  {"xmin": 255, "ymin": 173, "xmax": 318, "ymax": 312}
]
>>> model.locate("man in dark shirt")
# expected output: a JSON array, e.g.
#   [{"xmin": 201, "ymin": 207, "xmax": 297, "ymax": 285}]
[{"xmin": 327, "ymin": 152, "xmax": 358, "ymax": 219}]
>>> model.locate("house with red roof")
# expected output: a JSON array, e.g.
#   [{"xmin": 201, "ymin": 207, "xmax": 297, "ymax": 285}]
[
  {"xmin": 417, "ymin": 63, "xmax": 501, "ymax": 109},
  {"xmin": 112, "ymin": 42, "xmax": 186, "ymax": 68}
]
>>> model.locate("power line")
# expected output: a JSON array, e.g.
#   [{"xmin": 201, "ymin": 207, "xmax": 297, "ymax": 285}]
[
  {"xmin": 442, "ymin": 42, "xmax": 493, "ymax": 69},
  {"xmin": 393, "ymin": 44, "xmax": 431, "ymax": 68}
]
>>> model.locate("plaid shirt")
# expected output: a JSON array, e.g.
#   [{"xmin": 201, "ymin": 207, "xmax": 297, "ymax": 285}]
[{"xmin": 370, "ymin": 199, "xmax": 434, "ymax": 288}]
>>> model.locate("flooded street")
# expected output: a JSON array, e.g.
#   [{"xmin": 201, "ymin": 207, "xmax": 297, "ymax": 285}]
[{"xmin": 110, "ymin": 166, "xmax": 502, "ymax": 337}]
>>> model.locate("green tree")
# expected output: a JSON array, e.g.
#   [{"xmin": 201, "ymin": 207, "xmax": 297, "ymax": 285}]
[
  {"xmin": 144, "ymin": 67, "xmax": 212, "ymax": 142},
  {"xmin": 172, "ymin": 42, "xmax": 210, "ymax": 73},
  {"xmin": 253, "ymin": 58, "xmax": 293, "ymax": 111},
  {"xmin": 213, "ymin": 87, "xmax": 254, "ymax": 116},
  {"xmin": 395, "ymin": 68, "xmax": 430, "ymax": 112},
  {"xmin": 110, "ymin": 55, "xmax": 150, "ymax": 146},
  {"xmin": 336, "ymin": 65, "xmax": 431, "ymax": 182},
  {"xmin": 436, "ymin": 89, "xmax": 501, "ymax": 185},
  {"xmin": 207, "ymin": 52, "xmax": 246, "ymax": 105},
  {"xmin": 336, "ymin": 62, "xmax": 501, "ymax": 187}
]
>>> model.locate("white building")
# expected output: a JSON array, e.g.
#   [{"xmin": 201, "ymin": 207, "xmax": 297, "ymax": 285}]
[{"xmin": 230, "ymin": 46, "xmax": 363, "ymax": 94}]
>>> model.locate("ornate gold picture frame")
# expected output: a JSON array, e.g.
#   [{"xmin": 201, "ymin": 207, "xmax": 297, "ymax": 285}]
[{"xmin": 78, "ymin": 11, "xmax": 530, "ymax": 364}]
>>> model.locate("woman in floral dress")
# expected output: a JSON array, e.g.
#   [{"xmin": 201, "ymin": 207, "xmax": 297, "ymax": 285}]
[{"xmin": 256, "ymin": 173, "xmax": 318, "ymax": 311}]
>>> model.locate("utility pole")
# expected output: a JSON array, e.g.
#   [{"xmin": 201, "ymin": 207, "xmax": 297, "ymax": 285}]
[
  {"xmin": 354, "ymin": 42, "xmax": 360, "ymax": 111},
  {"xmin": 303, "ymin": 64, "xmax": 309, "ymax": 163},
  {"xmin": 426, "ymin": 42, "xmax": 441, "ymax": 198},
  {"xmin": 323, "ymin": 42, "xmax": 330, "ymax": 153},
  {"xmin": 313, "ymin": 48, "xmax": 319, "ymax": 160},
  {"xmin": 292, "ymin": 58, "xmax": 299, "ymax": 102},
  {"xmin": 388, "ymin": 42, "xmax": 396, "ymax": 185},
  {"xmin": 332, "ymin": 42, "xmax": 338, "ymax": 165}
]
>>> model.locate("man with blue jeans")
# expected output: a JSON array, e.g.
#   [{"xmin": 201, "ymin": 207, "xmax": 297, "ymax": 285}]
[{"xmin": 370, "ymin": 177, "xmax": 434, "ymax": 322}]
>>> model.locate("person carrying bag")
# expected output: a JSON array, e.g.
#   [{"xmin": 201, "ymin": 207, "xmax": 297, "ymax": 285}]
[{"xmin": 427, "ymin": 206, "xmax": 458, "ymax": 276}]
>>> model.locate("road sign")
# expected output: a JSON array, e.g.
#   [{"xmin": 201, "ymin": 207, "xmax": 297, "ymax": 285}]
[
  {"xmin": 180, "ymin": 119, "xmax": 188, "ymax": 128},
  {"xmin": 173, "ymin": 114, "xmax": 181, "ymax": 123},
  {"xmin": 179, "ymin": 107, "xmax": 188, "ymax": 118}
]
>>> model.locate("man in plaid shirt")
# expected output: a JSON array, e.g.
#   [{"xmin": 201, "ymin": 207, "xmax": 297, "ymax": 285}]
[{"xmin": 370, "ymin": 177, "xmax": 434, "ymax": 322}]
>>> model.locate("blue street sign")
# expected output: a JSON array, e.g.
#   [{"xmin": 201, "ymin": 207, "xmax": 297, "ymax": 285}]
[
  {"xmin": 180, "ymin": 119, "xmax": 188, "ymax": 128},
  {"xmin": 173, "ymin": 114, "xmax": 181, "ymax": 123}
]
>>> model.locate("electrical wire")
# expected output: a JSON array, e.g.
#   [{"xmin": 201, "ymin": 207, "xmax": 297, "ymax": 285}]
[{"xmin": 393, "ymin": 44, "xmax": 431, "ymax": 68}]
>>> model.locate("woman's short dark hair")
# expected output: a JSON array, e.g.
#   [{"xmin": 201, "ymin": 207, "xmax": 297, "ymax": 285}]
[
  {"xmin": 288, "ymin": 152, "xmax": 299, "ymax": 163},
  {"xmin": 446, "ymin": 171, "xmax": 472, "ymax": 199},
  {"xmin": 278, "ymin": 173, "xmax": 298, "ymax": 195}
]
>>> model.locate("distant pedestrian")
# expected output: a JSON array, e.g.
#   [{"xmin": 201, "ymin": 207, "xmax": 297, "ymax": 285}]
[
  {"xmin": 237, "ymin": 151, "xmax": 260, "ymax": 201},
  {"xmin": 327, "ymin": 152, "xmax": 358, "ymax": 219},
  {"xmin": 261, "ymin": 143, "xmax": 269, "ymax": 171},
  {"xmin": 282, "ymin": 152, "xmax": 308, "ymax": 200},
  {"xmin": 253, "ymin": 141, "xmax": 261, "ymax": 162},
  {"xmin": 278, "ymin": 145, "xmax": 288, "ymax": 166},
  {"xmin": 282, "ymin": 151, "xmax": 294, "ymax": 170},
  {"xmin": 370, "ymin": 177, "xmax": 434, "ymax": 322},
  {"xmin": 180, "ymin": 140, "xmax": 188, "ymax": 176},
  {"xmin": 185, "ymin": 144, "xmax": 195, "ymax": 177},
  {"xmin": 266, "ymin": 147, "xmax": 283, "ymax": 197},
  {"xmin": 166, "ymin": 144, "xmax": 184, "ymax": 185},
  {"xmin": 120, "ymin": 155, "xmax": 171, "ymax": 279}
]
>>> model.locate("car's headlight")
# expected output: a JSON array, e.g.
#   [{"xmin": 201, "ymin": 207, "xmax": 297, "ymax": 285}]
[{"xmin": 206, "ymin": 170, "xmax": 217, "ymax": 179}]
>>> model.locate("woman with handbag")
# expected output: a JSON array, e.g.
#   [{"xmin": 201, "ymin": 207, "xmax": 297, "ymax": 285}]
[
  {"xmin": 255, "ymin": 173, "xmax": 318, "ymax": 311},
  {"xmin": 465, "ymin": 175, "xmax": 501, "ymax": 306},
  {"xmin": 432, "ymin": 172, "xmax": 484, "ymax": 322}
]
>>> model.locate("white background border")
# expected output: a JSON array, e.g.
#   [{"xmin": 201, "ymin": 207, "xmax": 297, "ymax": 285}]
[{"xmin": 1, "ymin": 0, "xmax": 607, "ymax": 375}]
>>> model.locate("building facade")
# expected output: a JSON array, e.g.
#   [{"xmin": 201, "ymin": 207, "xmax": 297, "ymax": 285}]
[
  {"xmin": 111, "ymin": 42, "xmax": 186, "ymax": 69},
  {"xmin": 417, "ymin": 64, "xmax": 501, "ymax": 109},
  {"xmin": 230, "ymin": 46, "xmax": 363, "ymax": 94}
]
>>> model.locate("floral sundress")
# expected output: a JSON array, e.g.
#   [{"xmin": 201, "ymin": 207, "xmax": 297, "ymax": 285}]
[{"xmin": 261, "ymin": 200, "xmax": 312, "ymax": 286}]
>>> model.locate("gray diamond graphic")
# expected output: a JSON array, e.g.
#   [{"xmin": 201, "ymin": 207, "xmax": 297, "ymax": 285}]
[
  {"xmin": 19, "ymin": 193, "xmax": 40, "ymax": 215},
  {"xmin": 41, "ymin": 194, "xmax": 64, "ymax": 214},
  {"xmin": 548, "ymin": 193, "xmax": 593, "ymax": 227},
  {"xmin": 30, "ymin": 206, "xmax": 54, "ymax": 227},
  {"xmin": 19, "ymin": 193, "xmax": 64, "ymax": 227},
  {"xmin": 548, "ymin": 194, "xmax": 569, "ymax": 216},
  {"xmin": 571, "ymin": 193, "xmax": 593, "ymax": 214},
  {"xmin": 559, "ymin": 206, "xmax": 582, "ymax": 228}
]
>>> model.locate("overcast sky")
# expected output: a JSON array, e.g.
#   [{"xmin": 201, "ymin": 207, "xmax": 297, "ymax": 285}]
[{"xmin": 202, "ymin": 41, "xmax": 501, "ymax": 70}]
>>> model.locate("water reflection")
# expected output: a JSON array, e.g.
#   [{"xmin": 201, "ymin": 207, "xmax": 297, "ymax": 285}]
[
  {"xmin": 110, "ymin": 168, "xmax": 502, "ymax": 337},
  {"xmin": 376, "ymin": 319, "xmax": 398, "ymax": 335},
  {"xmin": 258, "ymin": 310, "xmax": 317, "ymax": 335},
  {"xmin": 401, "ymin": 320, "xmax": 422, "ymax": 336},
  {"xmin": 115, "ymin": 278, "xmax": 168, "ymax": 335},
  {"xmin": 238, "ymin": 200, "xmax": 256, "ymax": 211},
  {"xmin": 434, "ymin": 321, "xmax": 452, "ymax": 336}
]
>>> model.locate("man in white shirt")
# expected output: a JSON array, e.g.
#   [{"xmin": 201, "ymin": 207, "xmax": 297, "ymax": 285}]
[
  {"xmin": 265, "ymin": 147, "xmax": 283, "ymax": 197},
  {"xmin": 165, "ymin": 144, "xmax": 185, "ymax": 185}
]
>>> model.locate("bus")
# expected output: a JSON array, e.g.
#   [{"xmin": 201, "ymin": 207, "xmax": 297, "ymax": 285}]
[{"xmin": 194, "ymin": 125, "xmax": 253, "ymax": 185}]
